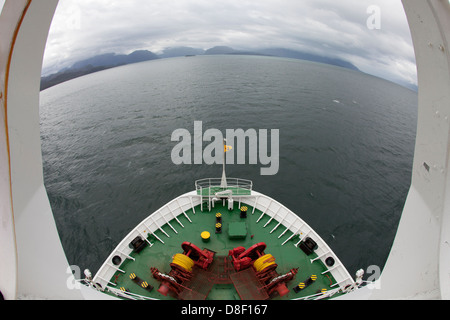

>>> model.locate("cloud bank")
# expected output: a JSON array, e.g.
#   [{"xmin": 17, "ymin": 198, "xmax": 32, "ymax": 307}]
[{"xmin": 42, "ymin": 0, "xmax": 416, "ymax": 87}]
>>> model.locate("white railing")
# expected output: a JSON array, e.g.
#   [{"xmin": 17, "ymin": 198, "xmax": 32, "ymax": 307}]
[
  {"xmin": 241, "ymin": 192, "xmax": 356, "ymax": 292},
  {"xmin": 92, "ymin": 191, "xmax": 201, "ymax": 290},
  {"xmin": 195, "ymin": 177, "xmax": 253, "ymax": 195}
]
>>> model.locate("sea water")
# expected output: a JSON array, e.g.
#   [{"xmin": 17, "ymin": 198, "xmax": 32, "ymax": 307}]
[{"xmin": 39, "ymin": 54, "xmax": 418, "ymax": 276}]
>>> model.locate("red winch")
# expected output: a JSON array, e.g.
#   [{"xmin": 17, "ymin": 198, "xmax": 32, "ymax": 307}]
[
  {"xmin": 228, "ymin": 242, "xmax": 268, "ymax": 271},
  {"xmin": 229, "ymin": 242, "xmax": 298, "ymax": 297},
  {"xmin": 150, "ymin": 242, "xmax": 214, "ymax": 297}
]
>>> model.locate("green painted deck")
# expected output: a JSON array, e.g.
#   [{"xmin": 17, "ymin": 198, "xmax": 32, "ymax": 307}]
[{"xmin": 106, "ymin": 201, "xmax": 342, "ymax": 300}]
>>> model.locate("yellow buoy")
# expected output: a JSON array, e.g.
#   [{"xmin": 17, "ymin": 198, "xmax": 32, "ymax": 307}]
[
  {"xmin": 172, "ymin": 253, "xmax": 194, "ymax": 272},
  {"xmin": 253, "ymin": 254, "xmax": 276, "ymax": 272},
  {"xmin": 201, "ymin": 231, "xmax": 211, "ymax": 242}
]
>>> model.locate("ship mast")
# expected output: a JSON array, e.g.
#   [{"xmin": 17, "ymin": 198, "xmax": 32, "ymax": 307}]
[{"xmin": 220, "ymin": 138, "xmax": 228, "ymax": 188}]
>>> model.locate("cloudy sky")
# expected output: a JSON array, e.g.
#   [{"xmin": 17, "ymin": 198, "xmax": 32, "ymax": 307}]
[{"xmin": 40, "ymin": 0, "xmax": 417, "ymax": 88}]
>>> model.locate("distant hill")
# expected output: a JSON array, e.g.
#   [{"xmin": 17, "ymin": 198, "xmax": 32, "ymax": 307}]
[
  {"xmin": 257, "ymin": 48, "xmax": 360, "ymax": 71},
  {"xmin": 159, "ymin": 46, "xmax": 205, "ymax": 58},
  {"xmin": 41, "ymin": 46, "xmax": 361, "ymax": 90},
  {"xmin": 40, "ymin": 64, "xmax": 113, "ymax": 91},
  {"xmin": 70, "ymin": 50, "xmax": 159, "ymax": 69},
  {"xmin": 40, "ymin": 50, "xmax": 159, "ymax": 90},
  {"xmin": 205, "ymin": 46, "xmax": 269, "ymax": 57},
  {"xmin": 203, "ymin": 46, "xmax": 359, "ymax": 71},
  {"xmin": 204, "ymin": 46, "xmax": 237, "ymax": 55}
]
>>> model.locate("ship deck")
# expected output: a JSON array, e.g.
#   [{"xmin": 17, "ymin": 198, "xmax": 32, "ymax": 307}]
[{"xmin": 102, "ymin": 200, "xmax": 347, "ymax": 300}]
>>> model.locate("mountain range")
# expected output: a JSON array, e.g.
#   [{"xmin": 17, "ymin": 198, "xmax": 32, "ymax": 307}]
[{"xmin": 40, "ymin": 46, "xmax": 360, "ymax": 90}]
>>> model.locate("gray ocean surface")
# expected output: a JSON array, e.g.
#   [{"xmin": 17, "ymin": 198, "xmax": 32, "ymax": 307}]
[{"xmin": 39, "ymin": 55, "xmax": 418, "ymax": 277}]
